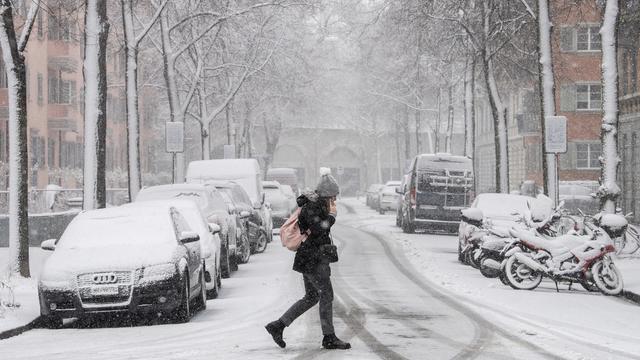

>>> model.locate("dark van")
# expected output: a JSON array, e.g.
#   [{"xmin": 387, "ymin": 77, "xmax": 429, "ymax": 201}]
[{"xmin": 398, "ymin": 154, "xmax": 474, "ymax": 233}]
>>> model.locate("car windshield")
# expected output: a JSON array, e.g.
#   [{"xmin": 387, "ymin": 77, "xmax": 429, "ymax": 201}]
[
  {"xmin": 418, "ymin": 156, "xmax": 472, "ymax": 171},
  {"xmin": 137, "ymin": 189, "xmax": 208, "ymax": 208},
  {"xmin": 57, "ymin": 213, "xmax": 176, "ymax": 249},
  {"xmin": 475, "ymin": 195, "xmax": 530, "ymax": 220}
]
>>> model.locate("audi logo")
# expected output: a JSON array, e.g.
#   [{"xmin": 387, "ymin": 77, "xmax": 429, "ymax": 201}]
[{"xmin": 92, "ymin": 273, "xmax": 118, "ymax": 284}]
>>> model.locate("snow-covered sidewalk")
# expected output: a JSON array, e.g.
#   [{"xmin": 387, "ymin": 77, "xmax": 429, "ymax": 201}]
[
  {"xmin": 340, "ymin": 197, "xmax": 640, "ymax": 358},
  {"xmin": 0, "ymin": 248, "xmax": 51, "ymax": 334}
]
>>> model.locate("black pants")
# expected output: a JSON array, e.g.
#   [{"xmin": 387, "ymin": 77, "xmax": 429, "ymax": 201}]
[{"xmin": 279, "ymin": 263, "xmax": 334, "ymax": 335}]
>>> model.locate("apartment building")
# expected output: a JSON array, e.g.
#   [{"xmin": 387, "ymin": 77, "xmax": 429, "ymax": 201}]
[
  {"xmin": 476, "ymin": 1, "xmax": 603, "ymax": 193},
  {"xmin": 0, "ymin": 1, "xmax": 129, "ymax": 190}
]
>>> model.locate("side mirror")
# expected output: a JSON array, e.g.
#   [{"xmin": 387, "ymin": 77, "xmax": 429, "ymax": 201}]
[
  {"xmin": 239, "ymin": 210, "xmax": 251, "ymax": 219},
  {"xmin": 261, "ymin": 192, "xmax": 266, "ymax": 205},
  {"xmin": 208, "ymin": 223, "xmax": 221, "ymax": 234},
  {"xmin": 179, "ymin": 231, "xmax": 200, "ymax": 244},
  {"xmin": 41, "ymin": 239, "xmax": 56, "ymax": 251},
  {"xmin": 395, "ymin": 186, "xmax": 403, "ymax": 194},
  {"xmin": 461, "ymin": 208, "xmax": 483, "ymax": 226}
]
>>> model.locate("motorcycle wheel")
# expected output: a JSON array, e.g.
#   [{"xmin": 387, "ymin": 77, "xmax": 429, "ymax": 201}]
[
  {"xmin": 467, "ymin": 248, "xmax": 482, "ymax": 269},
  {"xmin": 579, "ymin": 280, "xmax": 599, "ymax": 292},
  {"xmin": 498, "ymin": 271, "xmax": 510, "ymax": 286},
  {"xmin": 592, "ymin": 260, "xmax": 624, "ymax": 296},
  {"xmin": 479, "ymin": 256, "xmax": 501, "ymax": 278},
  {"xmin": 504, "ymin": 255, "xmax": 542, "ymax": 290}
]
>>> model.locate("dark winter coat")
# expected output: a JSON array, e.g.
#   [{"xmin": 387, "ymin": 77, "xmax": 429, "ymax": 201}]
[{"xmin": 293, "ymin": 192, "xmax": 335, "ymax": 274}]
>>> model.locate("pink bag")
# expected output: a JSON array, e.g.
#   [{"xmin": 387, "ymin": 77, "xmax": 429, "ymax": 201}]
[{"xmin": 280, "ymin": 208, "xmax": 308, "ymax": 251}]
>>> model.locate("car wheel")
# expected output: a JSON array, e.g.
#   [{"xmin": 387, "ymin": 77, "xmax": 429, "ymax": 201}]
[
  {"xmin": 195, "ymin": 266, "xmax": 207, "ymax": 311},
  {"xmin": 237, "ymin": 233, "xmax": 251, "ymax": 264},
  {"xmin": 230, "ymin": 249, "xmax": 239, "ymax": 272},
  {"xmin": 41, "ymin": 314, "xmax": 63, "ymax": 329},
  {"xmin": 378, "ymin": 207, "xmax": 385, "ymax": 215},
  {"xmin": 253, "ymin": 232, "xmax": 268, "ymax": 253},
  {"xmin": 402, "ymin": 218, "xmax": 415, "ymax": 234},
  {"xmin": 206, "ymin": 263, "xmax": 219, "ymax": 299},
  {"xmin": 174, "ymin": 272, "xmax": 191, "ymax": 323},
  {"xmin": 457, "ymin": 242, "xmax": 464, "ymax": 263},
  {"xmin": 221, "ymin": 237, "xmax": 231, "ymax": 279}
]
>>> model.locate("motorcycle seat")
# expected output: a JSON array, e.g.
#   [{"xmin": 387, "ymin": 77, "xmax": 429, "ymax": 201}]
[{"xmin": 511, "ymin": 228, "xmax": 590, "ymax": 256}]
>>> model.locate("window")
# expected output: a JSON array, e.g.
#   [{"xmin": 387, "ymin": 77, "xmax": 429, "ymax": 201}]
[
  {"xmin": 48, "ymin": 71, "xmax": 75, "ymax": 104},
  {"xmin": 576, "ymin": 143, "xmax": 601, "ymax": 169},
  {"xmin": 37, "ymin": 73, "xmax": 43, "ymax": 105},
  {"xmin": 576, "ymin": 84, "xmax": 602, "ymax": 110},
  {"xmin": 576, "ymin": 26, "xmax": 601, "ymax": 51},
  {"xmin": 37, "ymin": 11, "xmax": 43, "ymax": 39},
  {"xmin": 47, "ymin": 138, "xmax": 55, "ymax": 167},
  {"xmin": 0, "ymin": 57, "xmax": 6, "ymax": 88},
  {"xmin": 48, "ymin": 14, "xmax": 71, "ymax": 41}
]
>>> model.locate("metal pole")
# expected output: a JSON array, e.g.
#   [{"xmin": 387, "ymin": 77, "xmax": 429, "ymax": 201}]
[
  {"xmin": 555, "ymin": 153, "xmax": 560, "ymax": 206},
  {"xmin": 172, "ymin": 153, "xmax": 176, "ymax": 184}
]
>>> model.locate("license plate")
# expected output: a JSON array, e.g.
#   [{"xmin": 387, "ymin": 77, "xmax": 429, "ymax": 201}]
[{"xmin": 91, "ymin": 286, "xmax": 119, "ymax": 296}]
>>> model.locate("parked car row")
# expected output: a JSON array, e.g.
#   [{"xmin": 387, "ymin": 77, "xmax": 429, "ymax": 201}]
[{"xmin": 37, "ymin": 159, "xmax": 297, "ymax": 328}]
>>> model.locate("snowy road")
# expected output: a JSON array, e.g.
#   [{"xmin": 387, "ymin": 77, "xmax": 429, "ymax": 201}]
[{"xmin": 1, "ymin": 201, "xmax": 639, "ymax": 359}]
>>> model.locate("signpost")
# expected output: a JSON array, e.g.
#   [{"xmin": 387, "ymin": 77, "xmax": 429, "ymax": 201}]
[
  {"xmin": 166, "ymin": 122, "xmax": 184, "ymax": 183},
  {"xmin": 544, "ymin": 116, "xmax": 567, "ymax": 206}
]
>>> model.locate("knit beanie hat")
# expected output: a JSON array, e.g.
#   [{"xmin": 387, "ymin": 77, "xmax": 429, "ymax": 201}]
[{"xmin": 316, "ymin": 167, "xmax": 340, "ymax": 197}]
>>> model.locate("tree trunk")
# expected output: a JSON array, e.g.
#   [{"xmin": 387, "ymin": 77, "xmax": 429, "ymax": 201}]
[
  {"xmin": 445, "ymin": 83, "xmax": 454, "ymax": 154},
  {"xmin": 599, "ymin": 0, "xmax": 621, "ymax": 214},
  {"xmin": 403, "ymin": 105, "xmax": 411, "ymax": 160},
  {"xmin": 159, "ymin": 12, "xmax": 184, "ymax": 181},
  {"xmin": 83, "ymin": 0, "xmax": 108, "ymax": 210},
  {"xmin": 464, "ymin": 56, "xmax": 476, "ymax": 159},
  {"xmin": 394, "ymin": 112, "xmax": 402, "ymax": 177},
  {"xmin": 482, "ymin": 1, "xmax": 509, "ymax": 193},
  {"xmin": 538, "ymin": 0, "xmax": 557, "ymax": 203},
  {"xmin": 121, "ymin": 0, "xmax": 141, "ymax": 201},
  {"xmin": 0, "ymin": 2, "xmax": 30, "ymax": 277}
]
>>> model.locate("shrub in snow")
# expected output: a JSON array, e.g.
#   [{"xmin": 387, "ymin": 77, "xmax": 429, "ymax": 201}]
[{"xmin": 0, "ymin": 277, "xmax": 20, "ymax": 316}]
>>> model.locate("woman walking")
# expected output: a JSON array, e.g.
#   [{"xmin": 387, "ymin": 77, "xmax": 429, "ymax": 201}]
[{"xmin": 265, "ymin": 170, "xmax": 351, "ymax": 350}]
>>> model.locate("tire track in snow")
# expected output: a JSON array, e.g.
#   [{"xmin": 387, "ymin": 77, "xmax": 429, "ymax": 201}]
[{"xmin": 353, "ymin": 225, "xmax": 564, "ymax": 360}]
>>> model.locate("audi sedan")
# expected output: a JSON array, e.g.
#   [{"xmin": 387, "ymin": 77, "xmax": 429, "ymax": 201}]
[{"xmin": 38, "ymin": 205, "xmax": 207, "ymax": 328}]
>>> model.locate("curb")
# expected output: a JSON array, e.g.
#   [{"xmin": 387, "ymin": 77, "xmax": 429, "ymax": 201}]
[
  {"xmin": 622, "ymin": 289, "xmax": 640, "ymax": 305},
  {"xmin": 0, "ymin": 317, "xmax": 40, "ymax": 341}
]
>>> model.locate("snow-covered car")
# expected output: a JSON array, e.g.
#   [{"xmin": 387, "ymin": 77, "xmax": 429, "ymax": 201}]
[
  {"xmin": 186, "ymin": 159, "xmax": 273, "ymax": 245},
  {"xmin": 263, "ymin": 181, "xmax": 292, "ymax": 228},
  {"xmin": 377, "ymin": 180, "xmax": 402, "ymax": 214},
  {"xmin": 124, "ymin": 200, "xmax": 222, "ymax": 299},
  {"xmin": 279, "ymin": 184, "xmax": 298, "ymax": 213},
  {"xmin": 396, "ymin": 174, "xmax": 410, "ymax": 227},
  {"xmin": 366, "ymin": 184, "xmax": 384, "ymax": 208},
  {"xmin": 38, "ymin": 205, "xmax": 207, "ymax": 328},
  {"xmin": 217, "ymin": 189, "xmax": 252, "ymax": 265},
  {"xmin": 136, "ymin": 183, "xmax": 238, "ymax": 278},
  {"xmin": 206, "ymin": 180, "xmax": 268, "ymax": 255},
  {"xmin": 457, "ymin": 193, "xmax": 533, "ymax": 260},
  {"xmin": 266, "ymin": 167, "xmax": 300, "ymax": 195}
]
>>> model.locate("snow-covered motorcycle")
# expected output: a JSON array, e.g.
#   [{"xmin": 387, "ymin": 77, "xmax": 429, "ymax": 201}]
[{"xmin": 504, "ymin": 213, "xmax": 627, "ymax": 295}]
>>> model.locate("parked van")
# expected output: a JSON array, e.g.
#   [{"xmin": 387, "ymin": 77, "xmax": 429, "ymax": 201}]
[
  {"xmin": 186, "ymin": 159, "xmax": 273, "ymax": 243},
  {"xmin": 266, "ymin": 168, "xmax": 300, "ymax": 194},
  {"xmin": 398, "ymin": 153, "xmax": 474, "ymax": 234}
]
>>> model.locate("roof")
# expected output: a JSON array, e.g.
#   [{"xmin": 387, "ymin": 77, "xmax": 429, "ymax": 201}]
[
  {"xmin": 267, "ymin": 168, "xmax": 298, "ymax": 175},
  {"xmin": 263, "ymin": 181, "xmax": 281, "ymax": 188},
  {"xmin": 187, "ymin": 159, "xmax": 261, "ymax": 179}
]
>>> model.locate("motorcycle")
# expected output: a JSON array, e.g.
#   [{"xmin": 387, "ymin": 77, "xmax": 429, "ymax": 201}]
[{"xmin": 504, "ymin": 213, "xmax": 627, "ymax": 295}]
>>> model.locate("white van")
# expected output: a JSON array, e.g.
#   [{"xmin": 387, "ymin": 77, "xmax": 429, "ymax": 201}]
[{"xmin": 186, "ymin": 159, "xmax": 273, "ymax": 242}]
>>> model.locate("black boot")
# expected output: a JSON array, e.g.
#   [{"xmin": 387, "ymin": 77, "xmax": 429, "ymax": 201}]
[
  {"xmin": 322, "ymin": 334, "xmax": 351, "ymax": 350},
  {"xmin": 265, "ymin": 320, "xmax": 286, "ymax": 348}
]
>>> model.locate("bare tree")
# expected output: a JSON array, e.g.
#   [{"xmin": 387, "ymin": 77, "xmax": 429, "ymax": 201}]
[
  {"xmin": 83, "ymin": 0, "xmax": 109, "ymax": 210},
  {"xmin": 121, "ymin": 0, "xmax": 167, "ymax": 200},
  {"xmin": 0, "ymin": 0, "xmax": 39, "ymax": 277},
  {"xmin": 599, "ymin": 0, "xmax": 621, "ymax": 213}
]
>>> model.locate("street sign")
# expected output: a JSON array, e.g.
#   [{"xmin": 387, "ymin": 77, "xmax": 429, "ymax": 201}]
[
  {"xmin": 165, "ymin": 122, "xmax": 184, "ymax": 153},
  {"xmin": 223, "ymin": 144, "xmax": 235, "ymax": 159},
  {"xmin": 544, "ymin": 116, "xmax": 567, "ymax": 154},
  {"xmin": 337, "ymin": 166, "xmax": 344, "ymax": 175}
]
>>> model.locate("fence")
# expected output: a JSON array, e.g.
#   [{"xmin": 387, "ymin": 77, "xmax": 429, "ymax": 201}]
[{"xmin": 0, "ymin": 188, "xmax": 129, "ymax": 214}]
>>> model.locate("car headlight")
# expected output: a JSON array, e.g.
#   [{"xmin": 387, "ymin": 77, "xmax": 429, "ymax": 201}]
[{"xmin": 141, "ymin": 263, "xmax": 176, "ymax": 282}]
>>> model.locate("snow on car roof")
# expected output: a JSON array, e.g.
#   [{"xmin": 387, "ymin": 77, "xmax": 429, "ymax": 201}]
[
  {"xmin": 187, "ymin": 159, "xmax": 261, "ymax": 179},
  {"xmin": 267, "ymin": 168, "xmax": 297, "ymax": 175},
  {"xmin": 263, "ymin": 181, "xmax": 281, "ymax": 188},
  {"xmin": 385, "ymin": 181, "xmax": 401, "ymax": 186}
]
